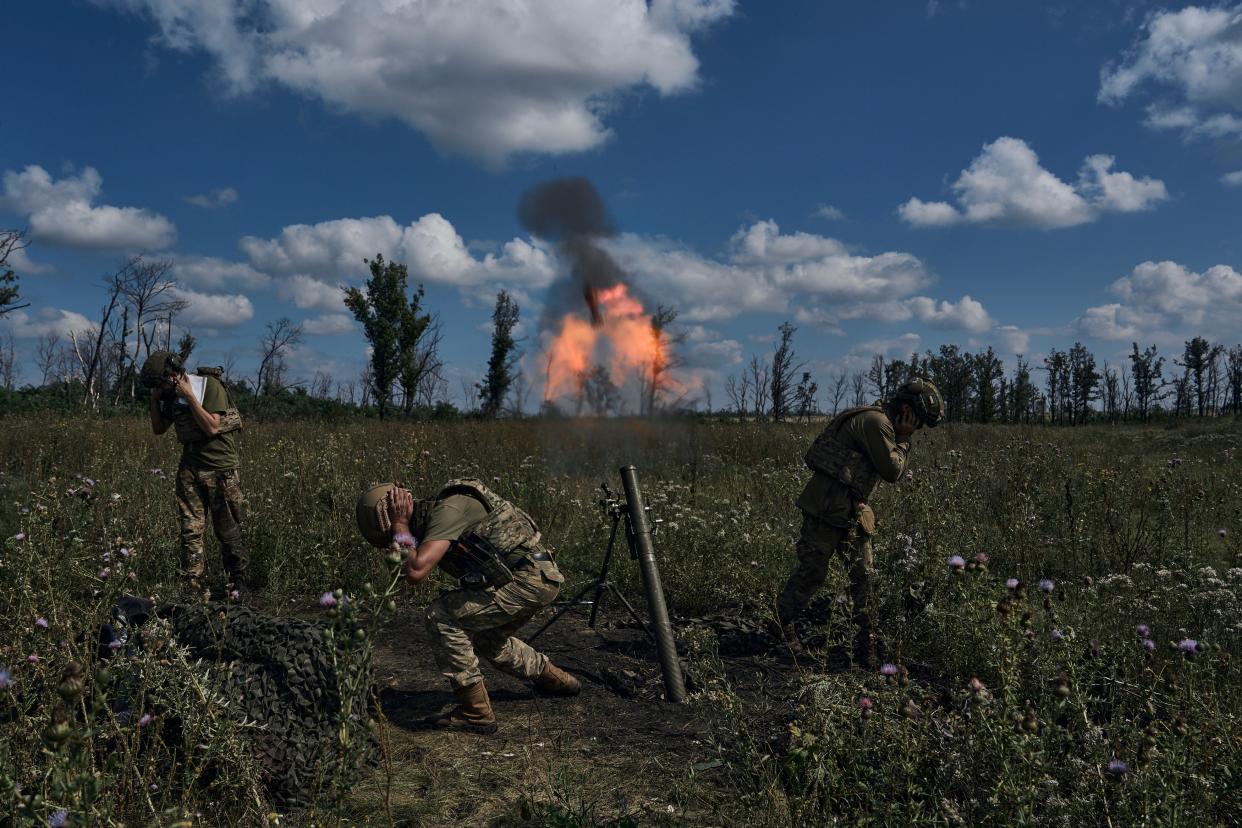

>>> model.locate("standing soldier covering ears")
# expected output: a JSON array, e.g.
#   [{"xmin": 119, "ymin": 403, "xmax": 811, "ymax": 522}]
[
  {"xmin": 142, "ymin": 351, "xmax": 249, "ymax": 595},
  {"xmin": 773, "ymin": 378, "xmax": 944, "ymax": 665},
  {"xmin": 356, "ymin": 479, "xmax": 581, "ymax": 735}
]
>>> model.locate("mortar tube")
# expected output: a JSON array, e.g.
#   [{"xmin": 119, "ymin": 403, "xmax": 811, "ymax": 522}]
[{"xmin": 619, "ymin": 465, "xmax": 687, "ymax": 703}]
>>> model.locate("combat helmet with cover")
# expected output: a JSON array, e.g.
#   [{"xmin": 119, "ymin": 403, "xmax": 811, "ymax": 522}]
[
  {"xmin": 143, "ymin": 351, "xmax": 244, "ymax": 442},
  {"xmin": 892, "ymin": 377, "xmax": 944, "ymax": 428},
  {"xmin": 140, "ymin": 350, "xmax": 184, "ymax": 389}
]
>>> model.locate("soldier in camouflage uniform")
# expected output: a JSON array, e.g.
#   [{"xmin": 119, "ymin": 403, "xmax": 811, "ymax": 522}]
[
  {"xmin": 142, "ymin": 351, "xmax": 249, "ymax": 594},
  {"xmin": 357, "ymin": 479, "xmax": 581, "ymax": 735},
  {"xmin": 774, "ymin": 378, "xmax": 944, "ymax": 664}
]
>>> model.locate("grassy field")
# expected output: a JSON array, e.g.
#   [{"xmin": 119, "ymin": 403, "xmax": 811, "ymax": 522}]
[{"xmin": 1, "ymin": 415, "xmax": 1240, "ymax": 825}]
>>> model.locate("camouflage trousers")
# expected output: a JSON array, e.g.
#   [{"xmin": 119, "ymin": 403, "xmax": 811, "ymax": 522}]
[
  {"xmin": 425, "ymin": 560, "xmax": 564, "ymax": 689},
  {"xmin": 175, "ymin": 465, "xmax": 249, "ymax": 583},
  {"xmin": 776, "ymin": 510, "xmax": 874, "ymax": 638}
]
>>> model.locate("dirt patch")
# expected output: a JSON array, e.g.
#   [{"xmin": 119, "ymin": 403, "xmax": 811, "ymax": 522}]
[{"xmin": 345, "ymin": 598, "xmax": 816, "ymax": 827}]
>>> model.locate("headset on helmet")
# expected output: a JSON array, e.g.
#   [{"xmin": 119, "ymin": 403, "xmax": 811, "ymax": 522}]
[
  {"xmin": 893, "ymin": 378, "xmax": 944, "ymax": 428},
  {"xmin": 140, "ymin": 350, "xmax": 185, "ymax": 389}
]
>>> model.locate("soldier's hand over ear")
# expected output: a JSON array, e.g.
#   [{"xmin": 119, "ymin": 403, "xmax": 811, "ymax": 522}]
[
  {"xmin": 388, "ymin": 487, "xmax": 414, "ymax": 528},
  {"xmin": 171, "ymin": 373, "xmax": 194, "ymax": 400},
  {"xmin": 894, "ymin": 406, "xmax": 920, "ymax": 437}
]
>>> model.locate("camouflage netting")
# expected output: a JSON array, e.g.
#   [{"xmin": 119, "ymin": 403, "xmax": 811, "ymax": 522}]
[{"xmin": 165, "ymin": 602, "xmax": 378, "ymax": 805}]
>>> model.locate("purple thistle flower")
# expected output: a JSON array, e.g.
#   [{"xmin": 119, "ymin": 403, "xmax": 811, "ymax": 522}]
[
  {"xmin": 0, "ymin": 668, "xmax": 11, "ymax": 689},
  {"xmin": 974, "ymin": 552, "xmax": 989, "ymax": 564},
  {"xmin": 880, "ymin": 663, "xmax": 898, "ymax": 677},
  {"xmin": 1051, "ymin": 629, "xmax": 1064, "ymax": 642},
  {"xmin": 98, "ymin": 567, "xmax": 111, "ymax": 581},
  {"xmin": 48, "ymin": 809, "xmax": 68, "ymax": 827},
  {"xmin": 1143, "ymin": 639, "xmax": 1156, "ymax": 652},
  {"xmin": 1178, "ymin": 638, "xmax": 1198, "ymax": 654},
  {"xmin": 1136, "ymin": 623, "xmax": 1150, "ymax": 637},
  {"xmin": 35, "ymin": 617, "xmax": 48, "ymax": 630},
  {"xmin": 1107, "ymin": 759, "xmax": 1128, "ymax": 776},
  {"xmin": 26, "ymin": 654, "xmax": 38, "ymax": 665},
  {"xmin": 948, "ymin": 555, "xmax": 966, "ymax": 571},
  {"xmin": 13, "ymin": 532, "xmax": 26, "ymax": 542},
  {"xmin": 319, "ymin": 591, "xmax": 338, "ymax": 608},
  {"xmin": 1039, "ymin": 578, "xmax": 1055, "ymax": 593},
  {"xmin": 138, "ymin": 713, "xmax": 152, "ymax": 728},
  {"xmin": 119, "ymin": 548, "xmax": 130, "ymax": 558},
  {"xmin": 149, "ymin": 782, "xmax": 159, "ymax": 793},
  {"xmin": 859, "ymin": 696, "xmax": 873, "ymax": 710},
  {"xmin": 1005, "ymin": 578, "xmax": 1020, "ymax": 590}
]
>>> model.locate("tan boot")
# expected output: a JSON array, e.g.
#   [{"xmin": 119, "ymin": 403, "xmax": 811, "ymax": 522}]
[
  {"xmin": 534, "ymin": 662, "xmax": 581, "ymax": 697},
  {"xmin": 426, "ymin": 681, "xmax": 497, "ymax": 734}
]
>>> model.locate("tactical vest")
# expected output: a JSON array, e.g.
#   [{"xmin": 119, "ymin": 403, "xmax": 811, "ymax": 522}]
[
  {"xmin": 167, "ymin": 368, "xmax": 244, "ymax": 444},
  {"xmin": 433, "ymin": 478, "xmax": 543, "ymax": 581},
  {"xmin": 803, "ymin": 406, "xmax": 885, "ymax": 502}
]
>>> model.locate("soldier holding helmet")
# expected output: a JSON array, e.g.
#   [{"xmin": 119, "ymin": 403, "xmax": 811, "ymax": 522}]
[{"xmin": 774, "ymin": 378, "xmax": 944, "ymax": 664}]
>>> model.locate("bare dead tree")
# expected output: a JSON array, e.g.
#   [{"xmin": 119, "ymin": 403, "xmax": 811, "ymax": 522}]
[
  {"xmin": 35, "ymin": 332, "xmax": 61, "ymax": 387},
  {"xmin": 117, "ymin": 256, "xmax": 184, "ymax": 400},
  {"xmin": 829, "ymin": 370, "xmax": 848, "ymax": 415},
  {"xmin": 72, "ymin": 267, "xmax": 127, "ymax": 407},
  {"xmin": 255, "ymin": 318, "xmax": 304, "ymax": 396},
  {"xmin": 725, "ymin": 372, "xmax": 749, "ymax": 418},
  {"xmin": 0, "ymin": 332, "xmax": 17, "ymax": 389},
  {"xmin": 412, "ymin": 316, "xmax": 446, "ymax": 408},
  {"xmin": 641, "ymin": 305, "xmax": 684, "ymax": 416},
  {"xmin": 748, "ymin": 355, "xmax": 770, "ymax": 421},
  {"xmin": 310, "ymin": 371, "xmax": 333, "ymax": 399},
  {"xmin": 851, "ymin": 371, "xmax": 867, "ymax": 407}
]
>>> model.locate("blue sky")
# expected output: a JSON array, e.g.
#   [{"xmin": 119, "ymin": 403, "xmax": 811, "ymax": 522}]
[{"xmin": 3, "ymin": 0, "xmax": 1240, "ymax": 409}]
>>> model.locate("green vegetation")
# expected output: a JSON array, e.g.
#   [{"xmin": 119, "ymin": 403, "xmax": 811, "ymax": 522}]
[{"xmin": 1, "ymin": 415, "xmax": 1239, "ymax": 825}]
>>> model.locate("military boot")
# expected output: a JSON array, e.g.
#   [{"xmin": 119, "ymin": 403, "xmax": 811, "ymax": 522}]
[
  {"xmin": 426, "ymin": 681, "xmax": 497, "ymax": 735},
  {"xmin": 765, "ymin": 617, "xmax": 805, "ymax": 657},
  {"xmin": 534, "ymin": 662, "xmax": 581, "ymax": 697}
]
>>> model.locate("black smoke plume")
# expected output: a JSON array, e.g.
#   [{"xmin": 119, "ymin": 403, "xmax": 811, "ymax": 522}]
[{"xmin": 518, "ymin": 177, "xmax": 629, "ymax": 327}]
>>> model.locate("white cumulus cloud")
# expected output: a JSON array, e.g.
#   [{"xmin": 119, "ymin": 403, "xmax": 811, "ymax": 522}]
[
  {"xmin": 0, "ymin": 165, "xmax": 176, "ymax": 251},
  {"xmin": 246, "ymin": 213, "xmax": 558, "ymax": 311},
  {"xmin": 906, "ymin": 295, "xmax": 994, "ymax": 332},
  {"xmin": 898, "ymin": 137, "xmax": 1166, "ymax": 229},
  {"xmin": 0, "ymin": 307, "xmax": 95, "ymax": 339},
  {"xmin": 171, "ymin": 286, "xmax": 254, "ymax": 328},
  {"xmin": 95, "ymin": 0, "xmax": 734, "ymax": 165},
  {"xmin": 302, "ymin": 312, "xmax": 355, "ymax": 335},
  {"xmin": 174, "ymin": 255, "xmax": 270, "ymax": 291},
  {"xmin": 1100, "ymin": 5, "xmax": 1242, "ymax": 142},
  {"xmin": 1076, "ymin": 260, "xmax": 1242, "ymax": 341},
  {"xmin": 1223, "ymin": 170, "xmax": 1242, "ymax": 187}
]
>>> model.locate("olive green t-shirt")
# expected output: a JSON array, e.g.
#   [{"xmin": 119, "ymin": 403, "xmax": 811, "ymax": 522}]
[
  {"xmin": 419, "ymin": 494, "xmax": 487, "ymax": 542},
  {"xmin": 175, "ymin": 376, "xmax": 240, "ymax": 471}
]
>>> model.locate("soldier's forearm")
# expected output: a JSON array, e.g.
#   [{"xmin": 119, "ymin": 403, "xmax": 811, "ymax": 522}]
[{"xmin": 185, "ymin": 394, "xmax": 221, "ymax": 437}]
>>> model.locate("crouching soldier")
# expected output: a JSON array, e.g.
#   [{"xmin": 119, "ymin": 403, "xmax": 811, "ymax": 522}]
[
  {"xmin": 773, "ymin": 378, "xmax": 943, "ymax": 664},
  {"xmin": 142, "ymin": 351, "xmax": 249, "ymax": 595},
  {"xmin": 356, "ymin": 478, "xmax": 581, "ymax": 735}
]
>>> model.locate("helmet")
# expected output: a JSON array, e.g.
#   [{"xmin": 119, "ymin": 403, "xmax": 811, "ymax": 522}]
[
  {"xmin": 356, "ymin": 483, "xmax": 399, "ymax": 548},
  {"xmin": 355, "ymin": 483, "xmax": 434, "ymax": 547},
  {"xmin": 893, "ymin": 378, "xmax": 944, "ymax": 428},
  {"xmin": 140, "ymin": 350, "xmax": 184, "ymax": 389}
]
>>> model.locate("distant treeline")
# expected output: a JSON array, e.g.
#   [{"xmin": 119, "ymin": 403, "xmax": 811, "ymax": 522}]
[{"xmin": 722, "ymin": 325, "xmax": 1242, "ymax": 425}]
